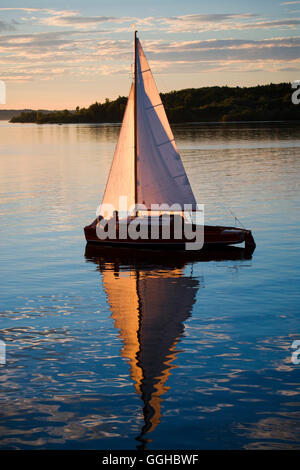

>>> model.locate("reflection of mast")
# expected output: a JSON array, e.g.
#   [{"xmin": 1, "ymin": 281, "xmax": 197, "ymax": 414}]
[{"xmin": 99, "ymin": 258, "xmax": 199, "ymax": 442}]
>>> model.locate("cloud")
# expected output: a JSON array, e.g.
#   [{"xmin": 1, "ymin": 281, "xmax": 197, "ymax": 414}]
[
  {"xmin": 19, "ymin": 10, "xmax": 261, "ymax": 33},
  {"xmin": 156, "ymin": 14, "xmax": 300, "ymax": 32},
  {"xmin": 280, "ymin": 1, "xmax": 300, "ymax": 4},
  {"xmin": 0, "ymin": 7, "xmax": 78, "ymax": 15},
  {"xmin": 0, "ymin": 30, "xmax": 110, "ymax": 53},
  {"xmin": 1, "ymin": 32, "xmax": 299, "ymax": 81},
  {"xmin": 145, "ymin": 37, "xmax": 300, "ymax": 65},
  {"xmin": 142, "ymin": 14, "xmax": 257, "ymax": 33},
  {"xmin": 244, "ymin": 18, "xmax": 300, "ymax": 29},
  {"xmin": 3, "ymin": 8, "xmax": 299, "ymax": 35},
  {"xmin": 144, "ymin": 37, "xmax": 300, "ymax": 53},
  {"xmin": 0, "ymin": 7, "xmax": 44, "ymax": 11},
  {"xmin": 162, "ymin": 13, "xmax": 256, "ymax": 22},
  {"xmin": 1, "ymin": 6, "xmax": 299, "ymax": 84},
  {"xmin": 40, "ymin": 11, "xmax": 132, "ymax": 29},
  {"xmin": 0, "ymin": 67, "xmax": 69, "ymax": 81},
  {"xmin": 279, "ymin": 66, "xmax": 300, "ymax": 70},
  {"xmin": 0, "ymin": 20, "xmax": 18, "ymax": 32},
  {"xmin": 0, "ymin": 32, "xmax": 133, "ymax": 80},
  {"xmin": 0, "ymin": 31, "xmax": 80, "ymax": 55}
]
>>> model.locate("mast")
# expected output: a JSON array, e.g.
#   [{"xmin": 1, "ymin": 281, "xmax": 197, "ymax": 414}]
[{"xmin": 134, "ymin": 30, "xmax": 138, "ymax": 209}]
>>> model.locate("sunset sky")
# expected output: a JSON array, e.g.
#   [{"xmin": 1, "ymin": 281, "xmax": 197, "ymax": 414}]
[{"xmin": 1, "ymin": 0, "xmax": 300, "ymax": 109}]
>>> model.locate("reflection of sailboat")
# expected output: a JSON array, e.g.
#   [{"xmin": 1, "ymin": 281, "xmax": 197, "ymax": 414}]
[
  {"xmin": 84, "ymin": 32, "xmax": 256, "ymax": 251},
  {"xmin": 85, "ymin": 245, "xmax": 253, "ymax": 446}
]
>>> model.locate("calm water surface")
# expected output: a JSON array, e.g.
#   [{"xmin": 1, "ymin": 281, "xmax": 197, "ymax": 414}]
[{"xmin": 0, "ymin": 121, "xmax": 300, "ymax": 449}]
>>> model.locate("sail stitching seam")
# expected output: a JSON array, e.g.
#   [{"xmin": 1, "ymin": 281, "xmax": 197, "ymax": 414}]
[
  {"xmin": 146, "ymin": 103, "xmax": 163, "ymax": 110},
  {"xmin": 174, "ymin": 174, "xmax": 186, "ymax": 179},
  {"xmin": 157, "ymin": 138, "xmax": 175, "ymax": 147}
]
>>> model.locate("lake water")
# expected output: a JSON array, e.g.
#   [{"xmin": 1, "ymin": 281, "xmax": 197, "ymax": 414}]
[{"xmin": 0, "ymin": 121, "xmax": 300, "ymax": 450}]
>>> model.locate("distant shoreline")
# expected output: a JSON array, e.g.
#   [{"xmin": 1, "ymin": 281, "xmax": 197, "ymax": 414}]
[
  {"xmin": 7, "ymin": 83, "xmax": 300, "ymax": 124},
  {"xmin": 3, "ymin": 120, "xmax": 300, "ymax": 125}
]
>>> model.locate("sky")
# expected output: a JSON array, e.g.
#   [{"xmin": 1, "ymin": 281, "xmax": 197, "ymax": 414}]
[{"xmin": 0, "ymin": 0, "xmax": 300, "ymax": 109}]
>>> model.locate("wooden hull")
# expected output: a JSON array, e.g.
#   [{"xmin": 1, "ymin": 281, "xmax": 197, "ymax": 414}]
[{"xmin": 84, "ymin": 221, "xmax": 256, "ymax": 252}]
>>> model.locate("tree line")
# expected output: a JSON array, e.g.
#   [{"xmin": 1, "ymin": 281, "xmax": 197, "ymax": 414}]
[{"xmin": 10, "ymin": 83, "xmax": 299, "ymax": 124}]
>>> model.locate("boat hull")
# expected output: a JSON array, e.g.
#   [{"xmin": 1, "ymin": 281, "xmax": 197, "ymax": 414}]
[{"xmin": 84, "ymin": 222, "xmax": 256, "ymax": 252}]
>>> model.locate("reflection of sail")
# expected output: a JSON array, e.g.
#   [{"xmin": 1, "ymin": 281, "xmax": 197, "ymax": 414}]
[
  {"xmin": 101, "ymin": 265, "xmax": 198, "ymax": 439},
  {"xmin": 85, "ymin": 244, "xmax": 253, "ymax": 445},
  {"xmin": 137, "ymin": 271, "xmax": 198, "ymax": 435}
]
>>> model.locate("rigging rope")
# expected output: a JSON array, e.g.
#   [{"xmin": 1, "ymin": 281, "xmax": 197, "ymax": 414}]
[{"xmin": 215, "ymin": 202, "xmax": 246, "ymax": 229}]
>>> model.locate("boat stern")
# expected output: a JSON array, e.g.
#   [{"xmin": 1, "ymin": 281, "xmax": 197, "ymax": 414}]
[{"xmin": 244, "ymin": 229, "xmax": 256, "ymax": 251}]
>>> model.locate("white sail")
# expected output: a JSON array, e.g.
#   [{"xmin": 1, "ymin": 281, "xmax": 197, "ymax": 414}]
[
  {"xmin": 100, "ymin": 84, "xmax": 135, "ymax": 217},
  {"xmin": 136, "ymin": 39, "xmax": 197, "ymax": 210},
  {"xmin": 100, "ymin": 35, "xmax": 196, "ymax": 216}
]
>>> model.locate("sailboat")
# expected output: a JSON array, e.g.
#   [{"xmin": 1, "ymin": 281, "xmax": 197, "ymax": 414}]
[{"xmin": 84, "ymin": 32, "xmax": 255, "ymax": 252}]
